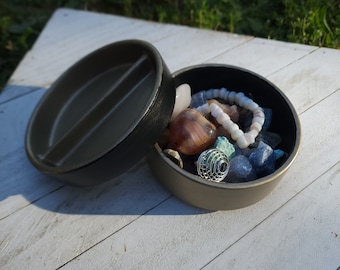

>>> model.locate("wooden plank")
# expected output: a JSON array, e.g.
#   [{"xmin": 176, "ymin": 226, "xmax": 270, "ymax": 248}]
[
  {"xmin": 203, "ymin": 163, "xmax": 340, "ymax": 270},
  {"xmin": 0, "ymin": 148, "xmax": 62, "ymax": 219},
  {"xmin": 0, "ymin": 160, "xmax": 171, "ymax": 269},
  {"xmin": 207, "ymin": 37, "xmax": 317, "ymax": 77},
  {"xmin": 2, "ymin": 90, "xmax": 336, "ymax": 269},
  {"xmin": 2, "ymin": 9, "xmax": 181, "ymax": 100},
  {"xmin": 268, "ymin": 47, "xmax": 340, "ymax": 114},
  {"xmin": 4, "ymin": 8, "xmax": 251, "ymax": 102},
  {"xmin": 31, "ymin": 9, "xmax": 137, "ymax": 51},
  {"xmin": 0, "ymin": 88, "xmax": 47, "ymax": 157},
  {"xmin": 153, "ymin": 29, "xmax": 252, "ymax": 72}
]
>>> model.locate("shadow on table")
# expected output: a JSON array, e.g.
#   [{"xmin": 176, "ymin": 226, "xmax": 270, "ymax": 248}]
[
  {"xmin": 33, "ymin": 158, "xmax": 210, "ymax": 216},
  {"xmin": 2, "ymin": 152, "xmax": 209, "ymax": 216}
]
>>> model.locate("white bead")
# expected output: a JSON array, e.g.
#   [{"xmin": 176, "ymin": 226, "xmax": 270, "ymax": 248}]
[
  {"xmin": 197, "ymin": 103, "xmax": 210, "ymax": 115},
  {"xmin": 247, "ymin": 101, "xmax": 259, "ymax": 111},
  {"xmin": 242, "ymin": 98, "xmax": 253, "ymax": 109},
  {"xmin": 253, "ymin": 116, "xmax": 265, "ymax": 126},
  {"xmin": 226, "ymin": 122, "xmax": 238, "ymax": 133},
  {"xmin": 222, "ymin": 90, "xmax": 230, "ymax": 100},
  {"xmin": 244, "ymin": 133, "xmax": 255, "ymax": 144},
  {"xmin": 220, "ymin": 88, "xmax": 228, "ymax": 99},
  {"xmin": 248, "ymin": 129, "xmax": 259, "ymax": 138},
  {"xmin": 216, "ymin": 113, "xmax": 230, "ymax": 125},
  {"xmin": 218, "ymin": 88, "xmax": 227, "ymax": 99},
  {"xmin": 206, "ymin": 89, "xmax": 214, "ymax": 99},
  {"xmin": 231, "ymin": 129, "xmax": 243, "ymax": 140},
  {"xmin": 250, "ymin": 122, "xmax": 262, "ymax": 132},
  {"xmin": 210, "ymin": 103, "xmax": 222, "ymax": 117},
  {"xmin": 213, "ymin": 89, "xmax": 220, "ymax": 98},
  {"xmin": 228, "ymin": 91, "xmax": 236, "ymax": 103},
  {"xmin": 235, "ymin": 92, "xmax": 245, "ymax": 104},
  {"xmin": 237, "ymin": 136, "xmax": 249, "ymax": 149},
  {"xmin": 221, "ymin": 119, "xmax": 232, "ymax": 130},
  {"xmin": 253, "ymin": 108, "xmax": 265, "ymax": 118}
]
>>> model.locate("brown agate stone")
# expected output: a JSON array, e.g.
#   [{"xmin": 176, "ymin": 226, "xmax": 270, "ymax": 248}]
[{"xmin": 169, "ymin": 108, "xmax": 217, "ymax": 155}]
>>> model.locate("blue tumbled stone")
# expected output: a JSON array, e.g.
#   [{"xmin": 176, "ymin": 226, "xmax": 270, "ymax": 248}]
[
  {"xmin": 257, "ymin": 130, "xmax": 282, "ymax": 148},
  {"xmin": 190, "ymin": 91, "xmax": 207, "ymax": 108},
  {"xmin": 274, "ymin": 149, "xmax": 285, "ymax": 160},
  {"xmin": 248, "ymin": 141, "xmax": 276, "ymax": 177},
  {"xmin": 233, "ymin": 144, "xmax": 255, "ymax": 157},
  {"xmin": 224, "ymin": 155, "xmax": 257, "ymax": 183},
  {"xmin": 262, "ymin": 108, "xmax": 273, "ymax": 131}
]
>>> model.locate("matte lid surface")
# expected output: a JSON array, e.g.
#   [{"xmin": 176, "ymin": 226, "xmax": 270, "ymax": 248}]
[{"xmin": 25, "ymin": 40, "xmax": 175, "ymax": 185}]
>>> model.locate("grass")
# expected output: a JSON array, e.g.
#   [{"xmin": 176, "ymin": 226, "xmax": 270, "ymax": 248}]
[{"xmin": 1, "ymin": 0, "xmax": 340, "ymax": 91}]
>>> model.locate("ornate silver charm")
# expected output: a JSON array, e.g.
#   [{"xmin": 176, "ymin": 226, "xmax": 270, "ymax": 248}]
[{"xmin": 197, "ymin": 149, "xmax": 230, "ymax": 182}]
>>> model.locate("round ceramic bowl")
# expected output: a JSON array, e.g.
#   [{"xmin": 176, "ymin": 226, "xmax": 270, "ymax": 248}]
[
  {"xmin": 25, "ymin": 40, "xmax": 175, "ymax": 186},
  {"xmin": 148, "ymin": 64, "xmax": 301, "ymax": 210}
]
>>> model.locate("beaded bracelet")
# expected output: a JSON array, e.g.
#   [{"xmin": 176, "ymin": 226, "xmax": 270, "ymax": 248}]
[{"xmin": 194, "ymin": 88, "xmax": 265, "ymax": 149}]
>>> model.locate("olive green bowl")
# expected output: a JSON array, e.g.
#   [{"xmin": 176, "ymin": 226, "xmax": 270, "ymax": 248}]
[{"xmin": 148, "ymin": 64, "xmax": 301, "ymax": 211}]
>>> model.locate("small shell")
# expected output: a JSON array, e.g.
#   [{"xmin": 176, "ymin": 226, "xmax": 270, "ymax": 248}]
[{"xmin": 163, "ymin": 149, "xmax": 184, "ymax": 168}]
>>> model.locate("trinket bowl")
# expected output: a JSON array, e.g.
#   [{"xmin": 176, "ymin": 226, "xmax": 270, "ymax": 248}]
[
  {"xmin": 147, "ymin": 64, "xmax": 301, "ymax": 210},
  {"xmin": 25, "ymin": 39, "xmax": 300, "ymax": 210}
]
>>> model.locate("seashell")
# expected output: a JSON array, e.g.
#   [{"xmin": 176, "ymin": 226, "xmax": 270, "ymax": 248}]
[
  {"xmin": 163, "ymin": 149, "xmax": 184, "ymax": 168},
  {"xmin": 169, "ymin": 108, "xmax": 217, "ymax": 155},
  {"xmin": 170, "ymin": 83, "xmax": 192, "ymax": 122},
  {"xmin": 197, "ymin": 148, "xmax": 230, "ymax": 182}
]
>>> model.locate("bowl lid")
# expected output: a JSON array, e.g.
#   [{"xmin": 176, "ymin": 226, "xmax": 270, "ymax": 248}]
[{"xmin": 25, "ymin": 39, "xmax": 175, "ymax": 185}]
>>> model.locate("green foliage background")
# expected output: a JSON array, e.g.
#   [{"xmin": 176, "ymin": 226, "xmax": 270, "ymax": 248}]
[{"xmin": 1, "ymin": 0, "xmax": 340, "ymax": 90}]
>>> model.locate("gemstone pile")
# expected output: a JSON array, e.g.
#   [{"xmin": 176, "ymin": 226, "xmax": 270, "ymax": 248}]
[{"xmin": 160, "ymin": 84, "xmax": 286, "ymax": 183}]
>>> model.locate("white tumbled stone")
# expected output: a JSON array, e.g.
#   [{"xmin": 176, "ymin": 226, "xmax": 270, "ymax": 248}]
[{"xmin": 171, "ymin": 83, "xmax": 192, "ymax": 121}]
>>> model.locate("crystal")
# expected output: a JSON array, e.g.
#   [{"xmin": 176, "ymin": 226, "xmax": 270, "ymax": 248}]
[
  {"xmin": 213, "ymin": 136, "xmax": 236, "ymax": 160},
  {"xmin": 262, "ymin": 108, "xmax": 273, "ymax": 131},
  {"xmin": 257, "ymin": 130, "xmax": 282, "ymax": 148},
  {"xmin": 224, "ymin": 155, "xmax": 257, "ymax": 182},
  {"xmin": 248, "ymin": 141, "xmax": 276, "ymax": 177},
  {"xmin": 190, "ymin": 91, "xmax": 207, "ymax": 108},
  {"xmin": 274, "ymin": 149, "xmax": 285, "ymax": 160}
]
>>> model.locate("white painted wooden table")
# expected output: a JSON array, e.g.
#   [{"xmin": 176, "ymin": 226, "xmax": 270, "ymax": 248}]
[{"xmin": 1, "ymin": 8, "xmax": 339, "ymax": 269}]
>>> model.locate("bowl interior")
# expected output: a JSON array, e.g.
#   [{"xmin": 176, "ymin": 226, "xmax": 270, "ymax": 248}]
[{"xmin": 170, "ymin": 64, "xmax": 300, "ymax": 178}]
